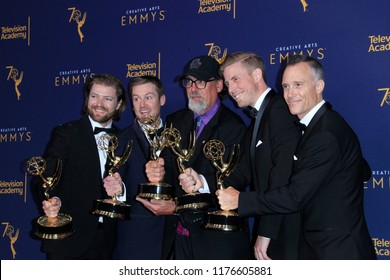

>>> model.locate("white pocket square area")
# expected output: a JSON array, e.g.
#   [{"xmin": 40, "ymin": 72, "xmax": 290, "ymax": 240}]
[
  {"xmin": 293, "ymin": 155, "xmax": 298, "ymax": 160},
  {"xmin": 256, "ymin": 140, "xmax": 262, "ymax": 147}
]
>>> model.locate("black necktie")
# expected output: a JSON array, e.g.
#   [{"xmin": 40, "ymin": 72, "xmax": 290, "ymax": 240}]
[
  {"xmin": 245, "ymin": 106, "xmax": 258, "ymax": 119},
  {"xmin": 294, "ymin": 121, "xmax": 307, "ymax": 132},
  {"xmin": 94, "ymin": 127, "xmax": 115, "ymax": 135}
]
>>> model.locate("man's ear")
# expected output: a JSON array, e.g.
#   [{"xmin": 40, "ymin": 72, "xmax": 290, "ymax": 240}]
[
  {"xmin": 252, "ymin": 68, "xmax": 263, "ymax": 83},
  {"xmin": 316, "ymin": 79, "xmax": 325, "ymax": 95},
  {"xmin": 216, "ymin": 79, "xmax": 224, "ymax": 93},
  {"xmin": 160, "ymin": 94, "xmax": 166, "ymax": 106}
]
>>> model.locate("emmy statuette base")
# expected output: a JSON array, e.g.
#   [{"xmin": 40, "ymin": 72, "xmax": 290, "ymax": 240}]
[
  {"xmin": 35, "ymin": 213, "xmax": 75, "ymax": 240},
  {"xmin": 203, "ymin": 210, "xmax": 244, "ymax": 231},
  {"xmin": 138, "ymin": 182, "xmax": 173, "ymax": 200},
  {"xmin": 174, "ymin": 192, "xmax": 213, "ymax": 214},
  {"xmin": 91, "ymin": 199, "xmax": 131, "ymax": 220}
]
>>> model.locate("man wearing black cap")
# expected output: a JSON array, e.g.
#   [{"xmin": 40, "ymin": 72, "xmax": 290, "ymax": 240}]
[{"xmin": 143, "ymin": 55, "xmax": 251, "ymax": 260}]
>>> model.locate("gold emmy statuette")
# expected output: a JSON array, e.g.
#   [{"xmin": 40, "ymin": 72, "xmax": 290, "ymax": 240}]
[
  {"xmin": 163, "ymin": 126, "xmax": 212, "ymax": 214},
  {"xmin": 91, "ymin": 134, "xmax": 132, "ymax": 220},
  {"xmin": 137, "ymin": 116, "xmax": 173, "ymax": 200},
  {"xmin": 203, "ymin": 140, "xmax": 244, "ymax": 231},
  {"xmin": 26, "ymin": 157, "xmax": 74, "ymax": 239}
]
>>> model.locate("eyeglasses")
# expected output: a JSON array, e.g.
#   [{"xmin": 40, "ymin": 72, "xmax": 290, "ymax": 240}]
[{"xmin": 181, "ymin": 78, "xmax": 215, "ymax": 89}]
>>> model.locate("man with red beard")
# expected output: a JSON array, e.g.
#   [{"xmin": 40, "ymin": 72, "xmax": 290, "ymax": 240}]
[
  {"xmin": 143, "ymin": 55, "xmax": 251, "ymax": 259},
  {"xmin": 36, "ymin": 74, "xmax": 127, "ymax": 259}
]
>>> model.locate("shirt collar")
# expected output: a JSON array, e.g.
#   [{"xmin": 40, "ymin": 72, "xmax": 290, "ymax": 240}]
[
  {"xmin": 88, "ymin": 116, "xmax": 113, "ymax": 131},
  {"xmin": 194, "ymin": 98, "xmax": 221, "ymax": 125},
  {"xmin": 300, "ymin": 100, "xmax": 326, "ymax": 127},
  {"xmin": 253, "ymin": 87, "xmax": 272, "ymax": 110}
]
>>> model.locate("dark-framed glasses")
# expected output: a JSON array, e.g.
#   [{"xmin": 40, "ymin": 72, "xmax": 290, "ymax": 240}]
[{"xmin": 181, "ymin": 78, "xmax": 215, "ymax": 89}]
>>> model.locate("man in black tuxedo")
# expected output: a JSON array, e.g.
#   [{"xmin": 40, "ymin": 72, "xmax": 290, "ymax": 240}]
[
  {"xmin": 144, "ymin": 55, "xmax": 251, "ymax": 260},
  {"xmin": 103, "ymin": 76, "xmax": 174, "ymax": 259},
  {"xmin": 38, "ymin": 74, "xmax": 127, "ymax": 259},
  {"xmin": 218, "ymin": 52, "xmax": 301, "ymax": 260},
  {"xmin": 217, "ymin": 55, "xmax": 376, "ymax": 259}
]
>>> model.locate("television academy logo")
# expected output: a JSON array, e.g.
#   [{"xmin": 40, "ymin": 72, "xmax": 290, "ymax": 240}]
[
  {"xmin": 0, "ymin": 17, "xmax": 30, "ymax": 46},
  {"xmin": 372, "ymin": 237, "xmax": 390, "ymax": 257},
  {"xmin": 6, "ymin": 66, "xmax": 23, "ymax": 100},
  {"xmin": 198, "ymin": 1, "xmax": 308, "ymax": 17},
  {"xmin": 198, "ymin": 0, "xmax": 235, "ymax": 18},
  {"xmin": 68, "ymin": 7, "xmax": 87, "ymax": 42},
  {"xmin": 368, "ymin": 35, "xmax": 390, "ymax": 52},
  {"xmin": 126, "ymin": 53, "xmax": 160, "ymax": 79}
]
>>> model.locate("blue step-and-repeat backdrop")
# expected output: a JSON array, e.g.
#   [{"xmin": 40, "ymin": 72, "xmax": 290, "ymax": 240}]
[{"xmin": 0, "ymin": 0, "xmax": 389, "ymax": 260}]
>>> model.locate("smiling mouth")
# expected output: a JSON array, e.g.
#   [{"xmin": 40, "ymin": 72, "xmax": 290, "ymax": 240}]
[
  {"xmin": 230, "ymin": 90, "xmax": 243, "ymax": 101},
  {"xmin": 93, "ymin": 107, "xmax": 107, "ymax": 114},
  {"xmin": 288, "ymin": 99, "xmax": 300, "ymax": 106},
  {"xmin": 140, "ymin": 109, "xmax": 150, "ymax": 114},
  {"xmin": 233, "ymin": 93, "xmax": 244, "ymax": 103}
]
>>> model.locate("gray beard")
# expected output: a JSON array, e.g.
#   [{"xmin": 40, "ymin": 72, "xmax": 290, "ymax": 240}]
[{"xmin": 188, "ymin": 99, "xmax": 207, "ymax": 115}]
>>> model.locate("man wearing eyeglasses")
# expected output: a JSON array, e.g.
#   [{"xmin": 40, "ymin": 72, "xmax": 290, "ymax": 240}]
[{"xmin": 142, "ymin": 55, "xmax": 251, "ymax": 260}]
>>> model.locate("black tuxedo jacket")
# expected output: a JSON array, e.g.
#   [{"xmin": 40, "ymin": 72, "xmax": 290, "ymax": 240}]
[
  {"xmin": 162, "ymin": 104, "xmax": 251, "ymax": 260},
  {"xmin": 113, "ymin": 122, "xmax": 165, "ymax": 259},
  {"xmin": 38, "ymin": 116, "xmax": 116, "ymax": 258},
  {"xmin": 239, "ymin": 103, "xmax": 376, "ymax": 259},
  {"xmin": 238, "ymin": 90, "xmax": 301, "ymax": 259}
]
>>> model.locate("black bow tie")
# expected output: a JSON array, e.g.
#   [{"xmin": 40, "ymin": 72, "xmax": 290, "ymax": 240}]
[
  {"xmin": 93, "ymin": 127, "xmax": 115, "ymax": 135},
  {"xmin": 294, "ymin": 121, "xmax": 307, "ymax": 132},
  {"xmin": 245, "ymin": 106, "xmax": 258, "ymax": 119}
]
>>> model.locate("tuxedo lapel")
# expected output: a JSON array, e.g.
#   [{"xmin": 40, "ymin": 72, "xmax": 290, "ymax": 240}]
[
  {"xmin": 79, "ymin": 116, "xmax": 101, "ymax": 167},
  {"xmin": 133, "ymin": 122, "xmax": 150, "ymax": 159},
  {"xmin": 78, "ymin": 116, "xmax": 106, "ymax": 197},
  {"xmin": 180, "ymin": 113, "xmax": 199, "ymax": 167},
  {"xmin": 250, "ymin": 91, "xmax": 275, "ymax": 169},
  {"xmin": 296, "ymin": 102, "xmax": 332, "ymax": 151}
]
